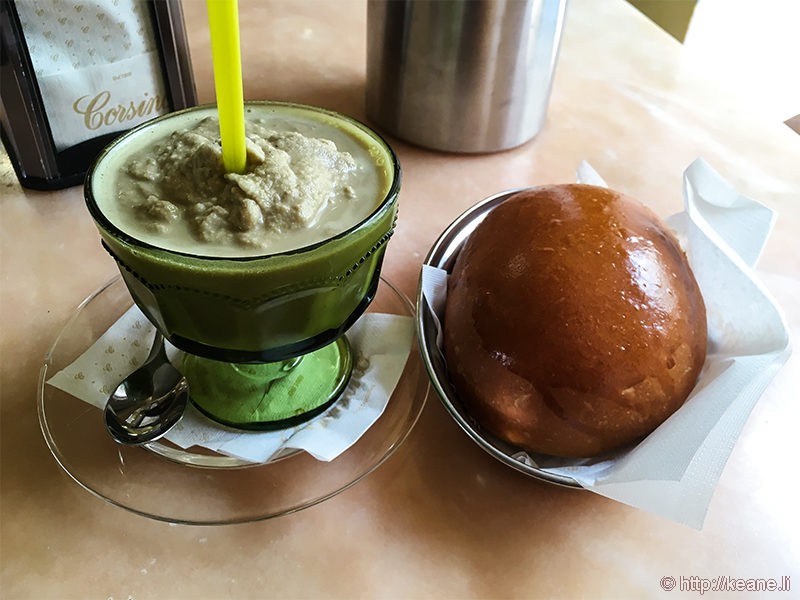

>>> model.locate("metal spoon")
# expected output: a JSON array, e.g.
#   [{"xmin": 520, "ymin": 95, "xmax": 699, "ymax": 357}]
[{"xmin": 104, "ymin": 331, "xmax": 188, "ymax": 445}]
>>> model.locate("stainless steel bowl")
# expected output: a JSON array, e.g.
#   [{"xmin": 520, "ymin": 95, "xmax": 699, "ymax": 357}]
[{"xmin": 416, "ymin": 189, "xmax": 581, "ymax": 488}]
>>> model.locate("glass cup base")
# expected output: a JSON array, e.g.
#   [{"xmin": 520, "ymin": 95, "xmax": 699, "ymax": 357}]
[{"xmin": 184, "ymin": 337, "xmax": 354, "ymax": 430}]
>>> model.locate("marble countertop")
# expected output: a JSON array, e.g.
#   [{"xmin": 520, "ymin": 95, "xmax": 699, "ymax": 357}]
[{"xmin": 2, "ymin": 0, "xmax": 799, "ymax": 597}]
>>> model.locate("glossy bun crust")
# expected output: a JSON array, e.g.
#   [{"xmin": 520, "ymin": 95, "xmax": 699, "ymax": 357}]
[{"xmin": 443, "ymin": 184, "xmax": 707, "ymax": 457}]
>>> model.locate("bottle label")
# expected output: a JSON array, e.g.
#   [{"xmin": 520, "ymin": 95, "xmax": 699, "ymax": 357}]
[{"xmin": 15, "ymin": 0, "xmax": 170, "ymax": 152}]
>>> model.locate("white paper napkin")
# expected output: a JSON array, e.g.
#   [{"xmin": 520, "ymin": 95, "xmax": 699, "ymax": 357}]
[
  {"xmin": 48, "ymin": 310, "xmax": 415, "ymax": 464},
  {"xmin": 14, "ymin": 0, "xmax": 169, "ymax": 151},
  {"xmin": 421, "ymin": 158, "xmax": 791, "ymax": 528}
]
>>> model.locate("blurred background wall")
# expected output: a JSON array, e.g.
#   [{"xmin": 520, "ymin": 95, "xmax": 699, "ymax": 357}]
[{"xmin": 626, "ymin": 0, "xmax": 800, "ymax": 134}]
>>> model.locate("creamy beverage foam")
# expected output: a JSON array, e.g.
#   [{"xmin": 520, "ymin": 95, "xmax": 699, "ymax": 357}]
[{"xmin": 92, "ymin": 104, "xmax": 391, "ymax": 257}]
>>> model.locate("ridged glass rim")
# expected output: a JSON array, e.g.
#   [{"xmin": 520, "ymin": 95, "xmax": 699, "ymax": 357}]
[{"xmin": 84, "ymin": 101, "xmax": 401, "ymax": 262}]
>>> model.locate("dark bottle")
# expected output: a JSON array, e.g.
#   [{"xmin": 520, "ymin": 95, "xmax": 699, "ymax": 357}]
[{"xmin": 0, "ymin": 0, "xmax": 196, "ymax": 190}]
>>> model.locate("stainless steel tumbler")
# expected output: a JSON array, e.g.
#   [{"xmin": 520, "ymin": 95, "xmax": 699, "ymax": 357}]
[{"xmin": 366, "ymin": 0, "xmax": 567, "ymax": 153}]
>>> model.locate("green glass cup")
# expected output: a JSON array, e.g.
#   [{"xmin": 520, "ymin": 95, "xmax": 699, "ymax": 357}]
[{"xmin": 85, "ymin": 102, "xmax": 400, "ymax": 430}]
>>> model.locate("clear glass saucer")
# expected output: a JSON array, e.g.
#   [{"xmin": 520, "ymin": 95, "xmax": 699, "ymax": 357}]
[{"xmin": 38, "ymin": 275, "xmax": 428, "ymax": 525}]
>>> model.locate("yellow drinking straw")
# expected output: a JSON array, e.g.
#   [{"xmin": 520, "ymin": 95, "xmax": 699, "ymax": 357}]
[{"xmin": 207, "ymin": 0, "xmax": 246, "ymax": 174}]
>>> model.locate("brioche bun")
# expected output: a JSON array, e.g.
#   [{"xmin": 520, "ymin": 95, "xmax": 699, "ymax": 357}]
[{"xmin": 443, "ymin": 184, "xmax": 707, "ymax": 458}]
